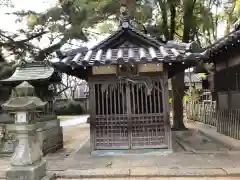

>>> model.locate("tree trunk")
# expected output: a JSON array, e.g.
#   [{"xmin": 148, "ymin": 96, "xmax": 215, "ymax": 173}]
[
  {"xmin": 224, "ymin": 0, "xmax": 236, "ymax": 35},
  {"xmin": 169, "ymin": 2, "xmax": 176, "ymax": 40},
  {"xmin": 168, "ymin": 1, "xmax": 187, "ymax": 130},
  {"xmin": 171, "ymin": 72, "xmax": 187, "ymax": 130},
  {"xmin": 157, "ymin": 0, "xmax": 169, "ymax": 40},
  {"xmin": 171, "ymin": 0, "xmax": 195, "ymax": 131}
]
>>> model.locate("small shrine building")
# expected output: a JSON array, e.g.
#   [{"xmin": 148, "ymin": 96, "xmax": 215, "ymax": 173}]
[{"xmin": 53, "ymin": 6, "xmax": 203, "ymax": 150}]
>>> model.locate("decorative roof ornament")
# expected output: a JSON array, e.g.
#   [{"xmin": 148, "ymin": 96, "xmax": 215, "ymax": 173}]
[
  {"xmin": 160, "ymin": 35, "xmax": 167, "ymax": 42},
  {"xmin": 119, "ymin": 5, "xmax": 131, "ymax": 29}
]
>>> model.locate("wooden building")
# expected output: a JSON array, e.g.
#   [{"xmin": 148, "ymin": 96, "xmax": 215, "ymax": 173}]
[
  {"xmin": 203, "ymin": 23, "xmax": 240, "ymax": 109},
  {"xmin": 53, "ymin": 6, "xmax": 203, "ymax": 150}
]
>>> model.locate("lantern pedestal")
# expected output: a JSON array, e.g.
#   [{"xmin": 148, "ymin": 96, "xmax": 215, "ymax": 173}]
[
  {"xmin": 5, "ymin": 125, "xmax": 55, "ymax": 180},
  {"xmin": 6, "ymin": 160, "xmax": 56, "ymax": 180}
]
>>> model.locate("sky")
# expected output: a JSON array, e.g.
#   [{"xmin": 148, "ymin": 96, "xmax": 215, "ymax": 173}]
[
  {"xmin": 0, "ymin": 0, "xmax": 57, "ymax": 31},
  {"xmin": 0, "ymin": 0, "xmax": 226, "ymax": 55},
  {"xmin": 0, "ymin": 0, "xmax": 107, "ymax": 50}
]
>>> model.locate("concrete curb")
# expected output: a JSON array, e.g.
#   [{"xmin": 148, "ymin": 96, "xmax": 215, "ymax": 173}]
[
  {"xmin": 0, "ymin": 168, "xmax": 240, "ymax": 179},
  {"xmin": 53, "ymin": 167, "xmax": 240, "ymax": 178}
]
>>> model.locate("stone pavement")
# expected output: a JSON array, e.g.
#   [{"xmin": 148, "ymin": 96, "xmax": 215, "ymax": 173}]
[
  {"xmin": 2, "ymin": 122, "xmax": 240, "ymax": 179},
  {"xmin": 50, "ymin": 146, "xmax": 240, "ymax": 178},
  {"xmin": 57, "ymin": 178, "xmax": 240, "ymax": 180}
]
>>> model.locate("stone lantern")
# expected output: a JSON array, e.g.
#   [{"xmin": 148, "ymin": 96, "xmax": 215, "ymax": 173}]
[{"xmin": 2, "ymin": 81, "xmax": 55, "ymax": 180}]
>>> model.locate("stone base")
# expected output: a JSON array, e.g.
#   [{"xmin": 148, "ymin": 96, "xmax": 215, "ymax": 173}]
[{"xmin": 5, "ymin": 160, "xmax": 53, "ymax": 180}]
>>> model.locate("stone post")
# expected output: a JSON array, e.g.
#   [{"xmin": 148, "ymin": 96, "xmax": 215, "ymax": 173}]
[{"xmin": 2, "ymin": 81, "xmax": 55, "ymax": 180}]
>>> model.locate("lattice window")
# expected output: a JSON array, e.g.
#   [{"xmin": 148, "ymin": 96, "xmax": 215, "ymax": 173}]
[
  {"xmin": 94, "ymin": 79, "xmax": 163, "ymax": 115},
  {"xmin": 95, "ymin": 83, "xmax": 127, "ymax": 115},
  {"xmin": 129, "ymin": 81, "xmax": 163, "ymax": 114}
]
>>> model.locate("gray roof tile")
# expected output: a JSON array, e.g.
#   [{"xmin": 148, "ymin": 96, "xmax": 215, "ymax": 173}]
[
  {"xmin": 53, "ymin": 19, "xmax": 203, "ymax": 69},
  {"xmin": 1, "ymin": 62, "xmax": 55, "ymax": 82}
]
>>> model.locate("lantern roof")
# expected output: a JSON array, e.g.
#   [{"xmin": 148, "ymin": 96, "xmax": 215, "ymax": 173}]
[
  {"xmin": 0, "ymin": 61, "xmax": 61, "ymax": 83},
  {"xmin": 2, "ymin": 81, "xmax": 47, "ymax": 111}
]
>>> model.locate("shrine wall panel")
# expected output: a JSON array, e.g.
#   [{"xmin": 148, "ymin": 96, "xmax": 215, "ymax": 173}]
[
  {"xmin": 216, "ymin": 61, "xmax": 227, "ymax": 71},
  {"xmin": 231, "ymin": 91, "xmax": 240, "ymax": 109},
  {"xmin": 217, "ymin": 92, "xmax": 228, "ymax": 109}
]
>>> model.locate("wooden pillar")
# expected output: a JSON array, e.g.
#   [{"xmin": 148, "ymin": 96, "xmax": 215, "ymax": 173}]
[
  {"xmin": 226, "ymin": 59, "xmax": 232, "ymax": 109},
  {"xmin": 89, "ymin": 82, "xmax": 96, "ymax": 151},
  {"xmin": 162, "ymin": 70, "xmax": 172, "ymax": 149},
  {"xmin": 126, "ymin": 84, "xmax": 132, "ymax": 149}
]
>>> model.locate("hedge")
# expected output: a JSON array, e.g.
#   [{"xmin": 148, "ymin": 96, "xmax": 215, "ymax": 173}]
[{"xmin": 54, "ymin": 99, "xmax": 86, "ymax": 115}]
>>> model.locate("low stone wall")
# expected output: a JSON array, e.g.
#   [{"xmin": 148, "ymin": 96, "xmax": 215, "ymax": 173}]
[
  {"xmin": 37, "ymin": 116, "xmax": 63, "ymax": 155},
  {"xmin": 0, "ymin": 115, "xmax": 63, "ymax": 156}
]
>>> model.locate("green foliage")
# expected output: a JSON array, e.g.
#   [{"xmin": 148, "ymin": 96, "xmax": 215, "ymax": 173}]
[
  {"xmin": 185, "ymin": 87, "xmax": 200, "ymax": 103},
  {"xmin": 0, "ymin": 0, "xmax": 238, "ymax": 63},
  {"xmin": 54, "ymin": 99, "xmax": 86, "ymax": 115},
  {"xmin": 97, "ymin": 22, "xmax": 115, "ymax": 34},
  {"xmin": 199, "ymin": 73, "xmax": 207, "ymax": 78}
]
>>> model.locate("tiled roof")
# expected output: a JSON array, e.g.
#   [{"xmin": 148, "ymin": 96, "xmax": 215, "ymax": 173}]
[
  {"xmin": 203, "ymin": 23, "xmax": 240, "ymax": 61},
  {"xmin": 52, "ymin": 9, "xmax": 205, "ymax": 71},
  {"xmin": 53, "ymin": 32, "xmax": 203, "ymax": 69},
  {"xmin": 57, "ymin": 46, "xmax": 191, "ymax": 67},
  {"xmin": 1, "ymin": 61, "xmax": 56, "ymax": 82}
]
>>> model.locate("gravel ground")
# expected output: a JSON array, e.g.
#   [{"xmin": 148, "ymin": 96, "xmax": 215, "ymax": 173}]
[{"xmin": 45, "ymin": 123, "xmax": 90, "ymax": 158}]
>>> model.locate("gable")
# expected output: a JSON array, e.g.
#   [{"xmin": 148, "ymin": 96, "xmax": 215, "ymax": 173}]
[{"xmin": 91, "ymin": 28, "xmax": 163, "ymax": 50}]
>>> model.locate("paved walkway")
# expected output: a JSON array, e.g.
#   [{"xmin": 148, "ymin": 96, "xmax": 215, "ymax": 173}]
[
  {"xmin": 2, "ymin": 120, "xmax": 240, "ymax": 179},
  {"xmin": 57, "ymin": 178, "xmax": 240, "ymax": 180}
]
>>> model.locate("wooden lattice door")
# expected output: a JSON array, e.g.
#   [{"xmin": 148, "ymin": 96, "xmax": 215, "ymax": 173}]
[
  {"xmin": 93, "ymin": 77, "xmax": 168, "ymax": 150},
  {"xmin": 128, "ymin": 79, "xmax": 167, "ymax": 149},
  {"xmin": 94, "ymin": 82, "xmax": 129, "ymax": 149}
]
